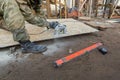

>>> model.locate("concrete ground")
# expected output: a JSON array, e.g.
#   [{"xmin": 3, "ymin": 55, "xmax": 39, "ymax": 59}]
[{"xmin": 0, "ymin": 24, "xmax": 120, "ymax": 80}]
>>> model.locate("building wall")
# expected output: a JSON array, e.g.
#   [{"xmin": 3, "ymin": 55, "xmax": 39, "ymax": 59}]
[
  {"xmin": 66, "ymin": 0, "xmax": 75, "ymax": 8},
  {"xmin": 117, "ymin": 0, "xmax": 120, "ymax": 6}
]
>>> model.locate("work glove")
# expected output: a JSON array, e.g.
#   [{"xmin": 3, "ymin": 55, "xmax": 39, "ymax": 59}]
[{"xmin": 48, "ymin": 21, "xmax": 59, "ymax": 29}]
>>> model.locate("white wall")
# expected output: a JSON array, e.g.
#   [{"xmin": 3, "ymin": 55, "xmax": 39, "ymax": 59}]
[
  {"xmin": 117, "ymin": 0, "xmax": 120, "ymax": 6},
  {"xmin": 66, "ymin": 0, "xmax": 75, "ymax": 8},
  {"xmin": 50, "ymin": 0, "xmax": 75, "ymax": 15}
]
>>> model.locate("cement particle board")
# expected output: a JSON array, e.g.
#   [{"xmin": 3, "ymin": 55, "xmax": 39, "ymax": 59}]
[{"xmin": 0, "ymin": 18, "xmax": 98, "ymax": 48}]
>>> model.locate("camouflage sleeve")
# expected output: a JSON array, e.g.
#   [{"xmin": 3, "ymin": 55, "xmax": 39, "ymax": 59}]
[{"xmin": 16, "ymin": 0, "xmax": 49, "ymax": 27}]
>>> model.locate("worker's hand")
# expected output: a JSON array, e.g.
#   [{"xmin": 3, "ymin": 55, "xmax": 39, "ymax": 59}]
[{"xmin": 47, "ymin": 21, "xmax": 59, "ymax": 29}]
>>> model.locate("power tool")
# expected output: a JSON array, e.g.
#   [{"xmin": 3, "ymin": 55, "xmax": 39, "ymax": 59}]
[
  {"xmin": 49, "ymin": 21, "xmax": 67, "ymax": 35},
  {"xmin": 54, "ymin": 23, "xmax": 67, "ymax": 35}
]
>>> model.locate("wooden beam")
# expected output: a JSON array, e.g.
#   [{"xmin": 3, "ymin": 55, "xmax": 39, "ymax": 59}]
[
  {"xmin": 46, "ymin": 0, "xmax": 51, "ymax": 18},
  {"xmin": 64, "ymin": 0, "xmax": 67, "ymax": 18},
  {"xmin": 55, "ymin": 0, "xmax": 58, "ymax": 16},
  {"xmin": 109, "ymin": 0, "xmax": 119, "ymax": 18},
  {"xmin": 89, "ymin": 0, "xmax": 93, "ymax": 17},
  {"xmin": 78, "ymin": 0, "xmax": 87, "ymax": 17}
]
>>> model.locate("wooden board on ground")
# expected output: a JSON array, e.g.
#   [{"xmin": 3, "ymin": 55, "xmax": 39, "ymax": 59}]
[
  {"xmin": 84, "ymin": 21, "xmax": 118, "ymax": 30},
  {"xmin": 78, "ymin": 17, "xmax": 92, "ymax": 21},
  {"xmin": 106, "ymin": 19, "xmax": 120, "ymax": 23},
  {"xmin": 0, "ymin": 19, "xmax": 98, "ymax": 48}
]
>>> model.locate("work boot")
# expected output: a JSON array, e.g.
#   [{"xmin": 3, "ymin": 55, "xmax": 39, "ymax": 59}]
[{"xmin": 19, "ymin": 40, "xmax": 47, "ymax": 53}]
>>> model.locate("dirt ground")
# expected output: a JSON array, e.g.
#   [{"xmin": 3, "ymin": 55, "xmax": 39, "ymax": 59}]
[{"xmin": 0, "ymin": 23, "xmax": 120, "ymax": 80}]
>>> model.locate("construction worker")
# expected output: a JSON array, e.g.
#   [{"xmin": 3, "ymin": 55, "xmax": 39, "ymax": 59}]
[{"xmin": 0, "ymin": 0, "xmax": 58, "ymax": 53}]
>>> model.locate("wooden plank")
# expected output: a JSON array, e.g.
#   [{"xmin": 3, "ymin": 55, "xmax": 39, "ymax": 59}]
[
  {"xmin": 106, "ymin": 19, "xmax": 120, "ymax": 23},
  {"xmin": 0, "ymin": 19, "xmax": 98, "ymax": 48},
  {"xmin": 78, "ymin": 17, "xmax": 92, "ymax": 21},
  {"xmin": 84, "ymin": 21, "xmax": 119, "ymax": 30}
]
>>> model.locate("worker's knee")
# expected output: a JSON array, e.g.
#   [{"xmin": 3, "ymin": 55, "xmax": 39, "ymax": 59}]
[{"xmin": 4, "ymin": 17, "xmax": 25, "ymax": 32}]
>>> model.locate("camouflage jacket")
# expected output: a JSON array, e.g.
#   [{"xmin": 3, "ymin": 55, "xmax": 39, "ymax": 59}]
[{"xmin": 16, "ymin": 0, "xmax": 49, "ymax": 27}]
